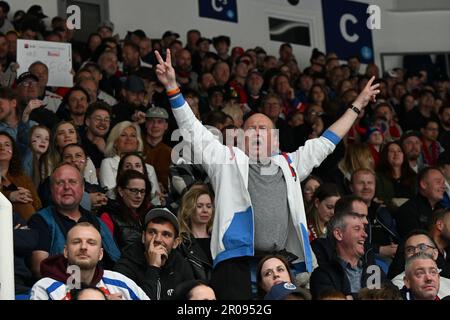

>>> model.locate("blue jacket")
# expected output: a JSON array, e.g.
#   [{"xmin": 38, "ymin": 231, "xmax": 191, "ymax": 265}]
[{"xmin": 36, "ymin": 206, "xmax": 120, "ymax": 262}]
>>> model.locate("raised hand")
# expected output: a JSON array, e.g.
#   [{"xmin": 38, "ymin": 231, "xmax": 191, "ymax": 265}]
[
  {"xmin": 154, "ymin": 49, "xmax": 177, "ymax": 90},
  {"xmin": 352, "ymin": 76, "xmax": 380, "ymax": 110},
  {"xmin": 22, "ymin": 99, "xmax": 44, "ymax": 123}
]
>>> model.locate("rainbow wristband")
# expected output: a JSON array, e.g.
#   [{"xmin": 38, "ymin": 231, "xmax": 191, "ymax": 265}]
[{"xmin": 166, "ymin": 87, "xmax": 180, "ymax": 96}]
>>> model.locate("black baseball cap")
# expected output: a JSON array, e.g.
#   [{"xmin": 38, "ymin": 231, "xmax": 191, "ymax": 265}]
[
  {"xmin": 27, "ymin": 5, "xmax": 47, "ymax": 19},
  {"xmin": 162, "ymin": 31, "xmax": 180, "ymax": 39},
  {"xmin": 123, "ymin": 75, "xmax": 146, "ymax": 93},
  {"xmin": 17, "ymin": 72, "xmax": 39, "ymax": 86}
]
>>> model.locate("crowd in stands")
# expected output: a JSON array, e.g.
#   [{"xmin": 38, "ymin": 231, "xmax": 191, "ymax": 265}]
[{"xmin": 2, "ymin": 1, "xmax": 450, "ymax": 301}]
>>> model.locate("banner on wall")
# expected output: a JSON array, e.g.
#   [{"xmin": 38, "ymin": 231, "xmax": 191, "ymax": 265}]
[
  {"xmin": 322, "ymin": 0, "xmax": 374, "ymax": 63},
  {"xmin": 199, "ymin": 0, "xmax": 238, "ymax": 23}
]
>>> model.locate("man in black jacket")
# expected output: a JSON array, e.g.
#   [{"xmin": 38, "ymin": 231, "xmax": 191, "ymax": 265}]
[
  {"xmin": 310, "ymin": 209, "xmax": 390, "ymax": 299},
  {"xmin": 396, "ymin": 167, "xmax": 446, "ymax": 239},
  {"xmin": 113, "ymin": 208, "xmax": 195, "ymax": 300}
]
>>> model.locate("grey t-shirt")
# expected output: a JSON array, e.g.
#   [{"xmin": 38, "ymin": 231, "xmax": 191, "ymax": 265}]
[{"xmin": 248, "ymin": 162, "xmax": 289, "ymax": 252}]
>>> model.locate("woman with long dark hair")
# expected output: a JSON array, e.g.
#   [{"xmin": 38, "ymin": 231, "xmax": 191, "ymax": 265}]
[
  {"xmin": 0, "ymin": 131, "xmax": 41, "ymax": 220},
  {"xmin": 376, "ymin": 141, "xmax": 417, "ymax": 214},
  {"xmin": 307, "ymin": 183, "xmax": 341, "ymax": 241},
  {"xmin": 99, "ymin": 169, "xmax": 152, "ymax": 249}
]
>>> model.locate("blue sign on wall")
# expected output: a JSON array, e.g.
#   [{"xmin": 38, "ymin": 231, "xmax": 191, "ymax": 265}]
[
  {"xmin": 322, "ymin": 0, "xmax": 374, "ymax": 63},
  {"xmin": 199, "ymin": 0, "xmax": 238, "ymax": 23}
]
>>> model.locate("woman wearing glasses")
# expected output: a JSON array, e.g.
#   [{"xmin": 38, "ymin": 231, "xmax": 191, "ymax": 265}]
[{"xmin": 99, "ymin": 169, "xmax": 152, "ymax": 250}]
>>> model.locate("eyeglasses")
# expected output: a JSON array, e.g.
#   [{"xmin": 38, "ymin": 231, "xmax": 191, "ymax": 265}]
[
  {"xmin": 125, "ymin": 187, "xmax": 146, "ymax": 196},
  {"xmin": 19, "ymin": 81, "xmax": 38, "ymax": 87},
  {"xmin": 405, "ymin": 243, "xmax": 436, "ymax": 256}
]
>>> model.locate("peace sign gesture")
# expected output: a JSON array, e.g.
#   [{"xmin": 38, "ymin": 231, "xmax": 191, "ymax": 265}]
[{"xmin": 154, "ymin": 49, "xmax": 178, "ymax": 90}]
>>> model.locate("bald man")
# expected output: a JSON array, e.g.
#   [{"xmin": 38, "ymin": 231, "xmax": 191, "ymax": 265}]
[{"xmin": 155, "ymin": 49, "xmax": 380, "ymax": 299}]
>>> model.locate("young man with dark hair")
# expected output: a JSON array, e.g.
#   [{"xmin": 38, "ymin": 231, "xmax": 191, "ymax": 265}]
[
  {"xmin": 81, "ymin": 102, "xmax": 111, "ymax": 168},
  {"xmin": 114, "ymin": 208, "xmax": 195, "ymax": 300}
]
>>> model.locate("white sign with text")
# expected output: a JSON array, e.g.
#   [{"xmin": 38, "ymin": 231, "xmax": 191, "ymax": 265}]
[{"xmin": 17, "ymin": 39, "xmax": 73, "ymax": 88}]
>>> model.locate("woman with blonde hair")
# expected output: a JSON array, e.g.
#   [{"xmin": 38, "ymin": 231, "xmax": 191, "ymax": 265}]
[
  {"xmin": 99, "ymin": 121, "xmax": 161, "ymax": 204},
  {"xmin": 331, "ymin": 143, "xmax": 374, "ymax": 195},
  {"xmin": 221, "ymin": 101, "xmax": 244, "ymax": 128},
  {"xmin": 178, "ymin": 186, "xmax": 215, "ymax": 281}
]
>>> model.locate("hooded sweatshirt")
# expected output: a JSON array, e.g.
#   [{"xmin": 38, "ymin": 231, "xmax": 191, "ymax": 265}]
[{"xmin": 30, "ymin": 254, "xmax": 149, "ymax": 300}]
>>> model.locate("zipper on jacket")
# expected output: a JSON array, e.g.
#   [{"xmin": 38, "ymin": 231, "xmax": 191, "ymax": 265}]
[
  {"xmin": 374, "ymin": 207, "xmax": 399, "ymax": 240},
  {"xmin": 157, "ymin": 279, "xmax": 161, "ymax": 300}
]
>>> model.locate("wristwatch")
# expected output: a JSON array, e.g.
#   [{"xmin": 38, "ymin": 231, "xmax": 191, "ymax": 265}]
[{"xmin": 349, "ymin": 104, "xmax": 361, "ymax": 116}]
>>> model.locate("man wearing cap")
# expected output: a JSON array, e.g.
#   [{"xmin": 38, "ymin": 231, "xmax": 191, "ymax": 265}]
[
  {"xmin": 401, "ymin": 131, "xmax": 425, "ymax": 173},
  {"xmin": 154, "ymin": 49, "xmax": 380, "ymax": 299},
  {"xmin": 16, "ymin": 71, "xmax": 60, "ymax": 130},
  {"xmin": 207, "ymin": 85, "xmax": 226, "ymax": 111},
  {"xmin": 143, "ymin": 107, "xmax": 172, "ymax": 192},
  {"xmin": 161, "ymin": 31, "xmax": 180, "ymax": 51},
  {"xmin": 246, "ymin": 68, "xmax": 266, "ymax": 112},
  {"xmin": 114, "ymin": 208, "xmax": 195, "ymax": 300},
  {"xmin": 264, "ymin": 281, "xmax": 311, "ymax": 300},
  {"xmin": 111, "ymin": 75, "xmax": 147, "ymax": 127},
  {"xmin": 28, "ymin": 61, "xmax": 63, "ymax": 113},
  {"xmin": 25, "ymin": 5, "xmax": 47, "ymax": 36},
  {"xmin": 97, "ymin": 21, "xmax": 114, "ymax": 39}
]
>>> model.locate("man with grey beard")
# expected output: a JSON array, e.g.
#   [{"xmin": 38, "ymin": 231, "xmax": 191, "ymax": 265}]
[{"xmin": 401, "ymin": 130, "xmax": 425, "ymax": 173}]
